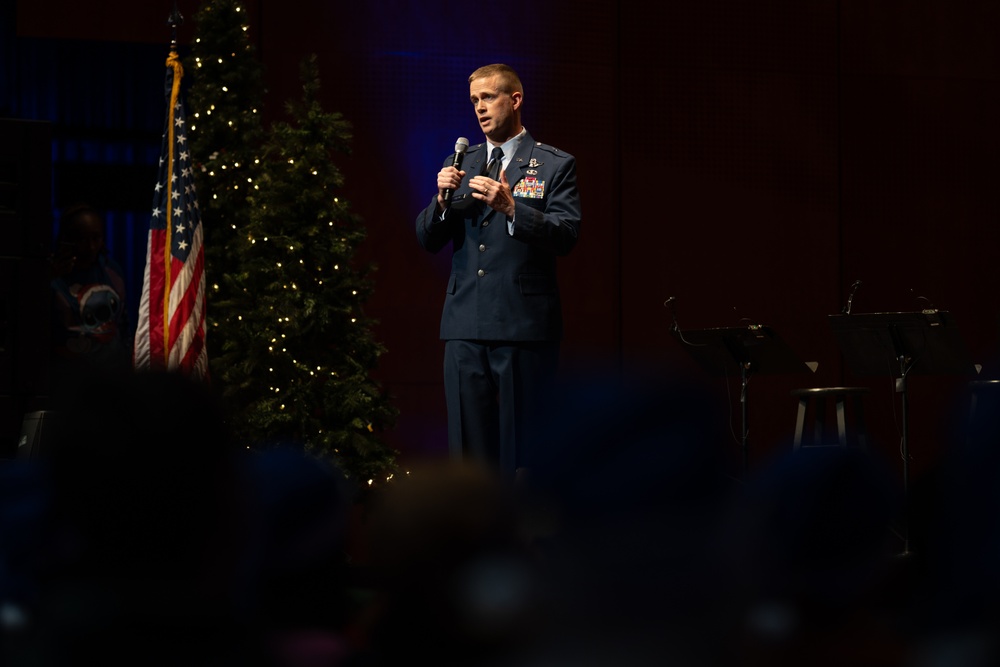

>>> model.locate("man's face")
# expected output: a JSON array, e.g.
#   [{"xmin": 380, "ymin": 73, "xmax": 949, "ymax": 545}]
[{"xmin": 470, "ymin": 75, "xmax": 521, "ymax": 144}]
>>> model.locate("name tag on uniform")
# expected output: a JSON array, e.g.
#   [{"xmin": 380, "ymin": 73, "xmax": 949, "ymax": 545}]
[{"xmin": 513, "ymin": 176, "xmax": 545, "ymax": 199}]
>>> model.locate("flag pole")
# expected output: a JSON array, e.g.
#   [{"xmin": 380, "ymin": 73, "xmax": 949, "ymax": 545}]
[
  {"xmin": 135, "ymin": 0, "xmax": 208, "ymax": 378},
  {"xmin": 168, "ymin": 0, "xmax": 183, "ymax": 49},
  {"xmin": 163, "ymin": 0, "xmax": 183, "ymax": 369}
]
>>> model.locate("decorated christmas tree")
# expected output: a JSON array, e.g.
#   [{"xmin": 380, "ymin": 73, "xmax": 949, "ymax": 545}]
[
  {"xmin": 185, "ymin": 3, "xmax": 398, "ymax": 484},
  {"xmin": 185, "ymin": 0, "xmax": 265, "ymax": 367}
]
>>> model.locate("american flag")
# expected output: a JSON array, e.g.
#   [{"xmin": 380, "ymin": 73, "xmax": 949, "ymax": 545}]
[{"xmin": 133, "ymin": 50, "xmax": 208, "ymax": 379}]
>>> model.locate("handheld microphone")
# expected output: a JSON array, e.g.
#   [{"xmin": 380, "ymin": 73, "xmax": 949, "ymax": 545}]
[{"xmin": 442, "ymin": 137, "xmax": 469, "ymax": 205}]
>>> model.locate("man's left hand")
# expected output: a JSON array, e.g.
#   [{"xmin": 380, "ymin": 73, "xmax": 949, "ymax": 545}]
[{"xmin": 471, "ymin": 170, "xmax": 515, "ymax": 218}]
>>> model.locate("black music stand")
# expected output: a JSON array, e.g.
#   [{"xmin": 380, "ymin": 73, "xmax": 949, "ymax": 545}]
[
  {"xmin": 829, "ymin": 310, "xmax": 977, "ymax": 556},
  {"xmin": 673, "ymin": 324, "xmax": 815, "ymax": 475}
]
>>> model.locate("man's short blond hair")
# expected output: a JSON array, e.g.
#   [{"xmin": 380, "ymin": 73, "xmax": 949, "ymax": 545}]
[{"xmin": 469, "ymin": 63, "xmax": 523, "ymax": 96}]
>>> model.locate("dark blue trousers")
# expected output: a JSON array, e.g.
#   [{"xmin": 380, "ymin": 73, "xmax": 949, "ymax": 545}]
[{"xmin": 443, "ymin": 339, "xmax": 559, "ymax": 477}]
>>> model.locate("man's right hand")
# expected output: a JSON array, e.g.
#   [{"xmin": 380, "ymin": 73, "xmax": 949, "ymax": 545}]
[{"xmin": 437, "ymin": 166, "xmax": 465, "ymax": 208}]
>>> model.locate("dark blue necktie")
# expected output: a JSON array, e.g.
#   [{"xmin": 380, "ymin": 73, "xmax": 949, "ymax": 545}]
[
  {"xmin": 478, "ymin": 147, "xmax": 505, "ymax": 223},
  {"xmin": 486, "ymin": 146, "xmax": 504, "ymax": 181}
]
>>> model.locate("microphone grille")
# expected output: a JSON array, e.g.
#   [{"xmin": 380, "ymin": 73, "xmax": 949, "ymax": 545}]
[{"xmin": 454, "ymin": 137, "xmax": 469, "ymax": 154}]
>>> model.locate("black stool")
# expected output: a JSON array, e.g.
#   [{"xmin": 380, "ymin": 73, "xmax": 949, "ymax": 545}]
[{"xmin": 791, "ymin": 387, "xmax": 870, "ymax": 451}]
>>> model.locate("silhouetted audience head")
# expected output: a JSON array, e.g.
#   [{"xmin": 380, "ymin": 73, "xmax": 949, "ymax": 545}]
[
  {"xmin": 44, "ymin": 370, "xmax": 237, "ymax": 573},
  {"xmin": 715, "ymin": 446, "xmax": 902, "ymax": 666},
  {"xmin": 356, "ymin": 459, "xmax": 541, "ymax": 666},
  {"xmin": 904, "ymin": 381, "xmax": 1000, "ymax": 665},
  {"xmin": 241, "ymin": 445, "xmax": 356, "ymax": 665},
  {"xmin": 14, "ymin": 370, "xmax": 261, "ymax": 666},
  {"xmin": 506, "ymin": 366, "xmax": 735, "ymax": 666}
]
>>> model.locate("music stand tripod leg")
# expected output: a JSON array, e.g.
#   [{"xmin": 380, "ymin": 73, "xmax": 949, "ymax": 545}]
[
  {"xmin": 741, "ymin": 362, "xmax": 750, "ymax": 474},
  {"xmin": 896, "ymin": 361, "xmax": 912, "ymax": 558}
]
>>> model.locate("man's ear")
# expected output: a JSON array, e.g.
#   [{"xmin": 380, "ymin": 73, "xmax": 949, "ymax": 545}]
[{"xmin": 510, "ymin": 91, "xmax": 523, "ymax": 111}]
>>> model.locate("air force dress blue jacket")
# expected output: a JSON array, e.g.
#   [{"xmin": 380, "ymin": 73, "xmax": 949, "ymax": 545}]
[{"xmin": 416, "ymin": 132, "xmax": 581, "ymax": 342}]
